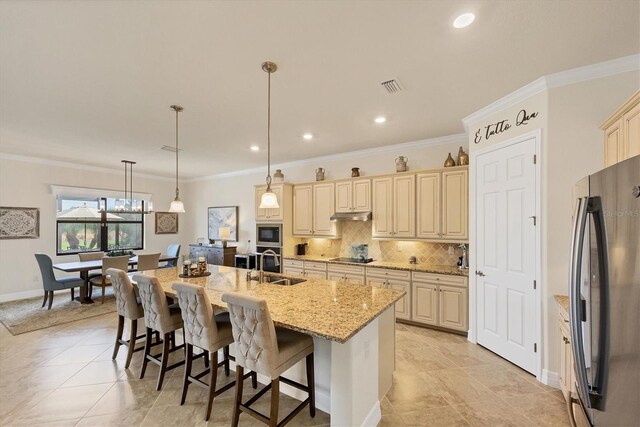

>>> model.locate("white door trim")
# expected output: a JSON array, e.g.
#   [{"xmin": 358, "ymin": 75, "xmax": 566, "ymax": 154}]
[{"xmin": 468, "ymin": 128, "xmax": 543, "ymax": 381}]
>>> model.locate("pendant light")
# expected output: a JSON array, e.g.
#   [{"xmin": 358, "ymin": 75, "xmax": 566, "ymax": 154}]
[
  {"xmin": 168, "ymin": 105, "xmax": 185, "ymax": 213},
  {"xmin": 102, "ymin": 160, "xmax": 153, "ymax": 214},
  {"xmin": 259, "ymin": 61, "xmax": 280, "ymax": 209}
]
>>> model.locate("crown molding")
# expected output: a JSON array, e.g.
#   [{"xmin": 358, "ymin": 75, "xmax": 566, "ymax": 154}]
[
  {"xmin": 462, "ymin": 54, "xmax": 640, "ymax": 130},
  {"xmin": 187, "ymin": 133, "xmax": 468, "ymax": 182},
  {"xmin": 0, "ymin": 152, "xmax": 177, "ymax": 183}
]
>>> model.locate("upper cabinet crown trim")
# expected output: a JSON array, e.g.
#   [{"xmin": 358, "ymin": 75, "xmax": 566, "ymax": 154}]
[{"xmin": 600, "ymin": 90, "xmax": 640, "ymax": 129}]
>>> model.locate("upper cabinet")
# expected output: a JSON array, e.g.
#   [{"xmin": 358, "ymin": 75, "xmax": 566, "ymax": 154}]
[
  {"xmin": 255, "ymin": 184, "xmax": 285, "ymax": 222},
  {"xmin": 335, "ymin": 179, "xmax": 371, "ymax": 213},
  {"xmin": 601, "ymin": 90, "xmax": 640, "ymax": 167},
  {"xmin": 293, "ymin": 183, "xmax": 340, "ymax": 237},
  {"xmin": 417, "ymin": 167, "xmax": 468, "ymax": 241},
  {"xmin": 372, "ymin": 175, "xmax": 415, "ymax": 238}
]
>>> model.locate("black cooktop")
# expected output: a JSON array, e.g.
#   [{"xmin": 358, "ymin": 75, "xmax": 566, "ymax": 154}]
[{"xmin": 331, "ymin": 257, "xmax": 374, "ymax": 264}]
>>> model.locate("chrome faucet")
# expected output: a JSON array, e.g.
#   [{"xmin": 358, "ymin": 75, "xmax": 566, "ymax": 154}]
[
  {"xmin": 258, "ymin": 249, "xmax": 280, "ymax": 282},
  {"xmin": 458, "ymin": 243, "xmax": 469, "ymax": 269}
]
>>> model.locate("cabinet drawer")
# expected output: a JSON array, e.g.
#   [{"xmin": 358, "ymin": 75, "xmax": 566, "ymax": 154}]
[
  {"xmin": 283, "ymin": 259, "xmax": 303, "ymax": 268},
  {"xmin": 412, "ymin": 272, "xmax": 467, "ymax": 287},
  {"xmin": 327, "ymin": 264, "xmax": 366, "ymax": 275},
  {"xmin": 366, "ymin": 267, "xmax": 411, "ymax": 280},
  {"xmin": 283, "ymin": 267, "xmax": 304, "ymax": 277},
  {"xmin": 304, "ymin": 261, "xmax": 327, "ymax": 271}
]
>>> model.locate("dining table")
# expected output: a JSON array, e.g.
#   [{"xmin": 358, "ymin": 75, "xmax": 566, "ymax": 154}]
[{"xmin": 53, "ymin": 254, "xmax": 178, "ymax": 304}]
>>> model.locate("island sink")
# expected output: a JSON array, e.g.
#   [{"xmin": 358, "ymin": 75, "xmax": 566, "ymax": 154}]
[{"xmin": 262, "ymin": 274, "xmax": 306, "ymax": 286}]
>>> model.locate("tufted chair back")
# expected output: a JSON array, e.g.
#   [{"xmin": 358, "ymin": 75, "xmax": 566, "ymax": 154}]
[
  {"xmin": 108, "ymin": 268, "xmax": 143, "ymax": 320},
  {"xmin": 172, "ymin": 282, "xmax": 220, "ymax": 351},
  {"xmin": 134, "ymin": 274, "xmax": 174, "ymax": 334},
  {"xmin": 221, "ymin": 293, "xmax": 279, "ymax": 378}
]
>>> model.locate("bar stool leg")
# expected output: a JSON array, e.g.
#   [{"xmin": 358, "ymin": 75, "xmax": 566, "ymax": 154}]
[
  {"xmin": 231, "ymin": 365, "xmax": 244, "ymax": 427},
  {"xmin": 205, "ymin": 352, "xmax": 219, "ymax": 421},
  {"xmin": 269, "ymin": 378, "xmax": 279, "ymax": 427},
  {"xmin": 124, "ymin": 319, "xmax": 138, "ymax": 369},
  {"xmin": 306, "ymin": 353, "xmax": 316, "ymax": 417},
  {"xmin": 181, "ymin": 343, "xmax": 193, "ymax": 405},
  {"xmin": 139, "ymin": 327, "xmax": 153, "ymax": 379},
  {"xmin": 112, "ymin": 315, "xmax": 124, "ymax": 360},
  {"xmin": 223, "ymin": 346, "xmax": 230, "ymax": 376},
  {"xmin": 156, "ymin": 333, "xmax": 171, "ymax": 390}
]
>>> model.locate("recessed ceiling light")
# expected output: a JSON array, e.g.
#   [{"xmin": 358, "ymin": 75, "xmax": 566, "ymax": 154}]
[
  {"xmin": 453, "ymin": 13, "xmax": 475, "ymax": 29},
  {"xmin": 303, "ymin": 133, "xmax": 313, "ymax": 140},
  {"xmin": 250, "ymin": 145, "xmax": 260, "ymax": 151},
  {"xmin": 374, "ymin": 116, "xmax": 387, "ymax": 124}
]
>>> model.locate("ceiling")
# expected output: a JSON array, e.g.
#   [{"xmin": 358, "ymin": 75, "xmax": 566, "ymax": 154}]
[{"xmin": 1, "ymin": 0, "xmax": 638, "ymax": 179}]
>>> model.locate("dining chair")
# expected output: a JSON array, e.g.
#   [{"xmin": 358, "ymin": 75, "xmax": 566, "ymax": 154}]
[
  {"xmin": 107, "ymin": 268, "xmax": 147, "ymax": 369},
  {"xmin": 134, "ymin": 274, "xmax": 185, "ymax": 390},
  {"xmin": 172, "ymin": 283, "xmax": 256, "ymax": 421},
  {"xmin": 221, "ymin": 292, "xmax": 316, "ymax": 427},
  {"xmin": 163, "ymin": 244, "xmax": 181, "ymax": 268},
  {"xmin": 89, "ymin": 256, "xmax": 130, "ymax": 304},
  {"xmin": 34, "ymin": 254, "xmax": 85, "ymax": 310},
  {"xmin": 136, "ymin": 253, "xmax": 161, "ymax": 271},
  {"xmin": 78, "ymin": 251, "xmax": 105, "ymax": 295}
]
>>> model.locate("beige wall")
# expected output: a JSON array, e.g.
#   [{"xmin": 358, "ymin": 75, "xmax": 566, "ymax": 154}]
[
  {"xmin": 0, "ymin": 156, "xmax": 190, "ymax": 300},
  {"xmin": 466, "ymin": 70, "xmax": 640, "ymax": 380}
]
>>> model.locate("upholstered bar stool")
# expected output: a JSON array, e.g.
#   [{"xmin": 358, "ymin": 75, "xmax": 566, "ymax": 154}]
[
  {"xmin": 136, "ymin": 253, "xmax": 161, "ymax": 271},
  {"xmin": 172, "ymin": 283, "xmax": 257, "ymax": 421},
  {"xmin": 107, "ymin": 268, "xmax": 147, "ymax": 368},
  {"xmin": 221, "ymin": 293, "xmax": 316, "ymax": 427},
  {"xmin": 134, "ymin": 274, "xmax": 186, "ymax": 390},
  {"xmin": 90, "ymin": 255, "xmax": 129, "ymax": 304}
]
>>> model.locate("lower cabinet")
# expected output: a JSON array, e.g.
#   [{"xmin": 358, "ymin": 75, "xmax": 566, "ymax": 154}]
[
  {"xmin": 412, "ymin": 282, "xmax": 438, "ymax": 325},
  {"xmin": 366, "ymin": 268, "xmax": 411, "ymax": 320},
  {"xmin": 327, "ymin": 264, "xmax": 366, "ymax": 285},
  {"xmin": 558, "ymin": 306, "xmax": 574, "ymax": 402},
  {"xmin": 282, "ymin": 259, "xmax": 327, "ymax": 279},
  {"xmin": 411, "ymin": 272, "xmax": 468, "ymax": 332}
]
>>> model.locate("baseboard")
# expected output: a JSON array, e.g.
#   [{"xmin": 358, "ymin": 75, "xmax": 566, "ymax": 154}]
[
  {"xmin": 541, "ymin": 369, "xmax": 560, "ymax": 389},
  {"xmin": 361, "ymin": 400, "xmax": 381, "ymax": 427},
  {"xmin": 0, "ymin": 288, "xmax": 69, "ymax": 303}
]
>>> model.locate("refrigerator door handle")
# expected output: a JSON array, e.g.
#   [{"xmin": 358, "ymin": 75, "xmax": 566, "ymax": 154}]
[{"xmin": 569, "ymin": 197, "xmax": 591, "ymax": 411}]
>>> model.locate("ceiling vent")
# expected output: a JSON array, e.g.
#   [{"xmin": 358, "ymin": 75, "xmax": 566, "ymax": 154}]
[
  {"xmin": 161, "ymin": 145, "xmax": 182, "ymax": 152},
  {"xmin": 380, "ymin": 78, "xmax": 403, "ymax": 94}
]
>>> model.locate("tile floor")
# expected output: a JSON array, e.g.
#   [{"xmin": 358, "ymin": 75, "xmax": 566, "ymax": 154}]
[{"xmin": 0, "ymin": 313, "xmax": 569, "ymax": 426}]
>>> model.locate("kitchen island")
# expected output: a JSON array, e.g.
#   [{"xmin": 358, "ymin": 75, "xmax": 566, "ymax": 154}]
[{"xmin": 137, "ymin": 265, "xmax": 405, "ymax": 427}]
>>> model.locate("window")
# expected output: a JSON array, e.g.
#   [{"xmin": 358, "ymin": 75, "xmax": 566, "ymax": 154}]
[{"xmin": 56, "ymin": 196, "xmax": 144, "ymax": 255}]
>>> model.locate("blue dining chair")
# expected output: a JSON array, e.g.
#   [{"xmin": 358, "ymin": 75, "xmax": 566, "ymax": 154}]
[
  {"xmin": 34, "ymin": 254, "xmax": 85, "ymax": 310},
  {"xmin": 163, "ymin": 243, "xmax": 180, "ymax": 268}
]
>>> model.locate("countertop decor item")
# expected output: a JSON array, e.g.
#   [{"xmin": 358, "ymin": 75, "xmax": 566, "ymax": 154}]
[
  {"xmin": 396, "ymin": 156, "xmax": 408, "ymax": 172},
  {"xmin": 457, "ymin": 146, "xmax": 469, "ymax": 166},
  {"xmin": 444, "ymin": 153, "xmax": 456, "ymax": 167},
  {"xmin": 0, "ymin": 207, "xmax": 39, "ymax": 239},
  {"xmin": 168, "ymin": 105, "xmax": 185, "ymax": 213},
  {"xmin": 351, "ymin": 167, "xmax": 360, "ymax": 177},
  {"xmin": 273, "ymin": 169, "xmax": 284, "ymax": 183},
  {"xmin": 316, "ymin": 168, "xmax": 325, "ymax": 181},
  {"xmin": 409, "ymin": 256, "xmax": 417, "ymax": 264},
  {"xmin": 258, "ymin": 61, "xmax": 280, "ymax": 209},
  {"xmin": 179, "ymin": 271, "xmax": 211, "ymax": 279},
  {"xmin": 155, "ymin": 212, "xmax": 178, "ymax": 234},
  {"xmin": 106, "ymin": 249, "xmax": 134, "ymax": 258},
  {"xmin": 208, "ymin": 206, "xmax": 238, "ymax": 244}
]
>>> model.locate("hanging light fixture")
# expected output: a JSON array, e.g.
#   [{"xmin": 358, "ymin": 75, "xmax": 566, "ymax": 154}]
[
  {"xmin": 169, "ymin": 105, "xmax": 185, "ymax": 213},
  {"xmin": 259, "ymin": 61, "xmax": 280, "ymax": 209},
  {"xmin": 102, "ymin": 160, "xmax": 153, "ymax": 214}
]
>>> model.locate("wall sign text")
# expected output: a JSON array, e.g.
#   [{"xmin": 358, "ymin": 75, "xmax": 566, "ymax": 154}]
[{"xmin": 474, "ymin": 109, "xmax": 539, "ymax": 144}]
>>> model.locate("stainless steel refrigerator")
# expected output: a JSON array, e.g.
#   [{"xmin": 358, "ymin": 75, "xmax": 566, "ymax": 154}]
[{"xmin": 569, "ymin": 155, "xmax": 640, "ymax": 426}]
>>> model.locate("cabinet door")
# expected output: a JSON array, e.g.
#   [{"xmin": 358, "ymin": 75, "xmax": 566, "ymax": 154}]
[
  {"xmin": 293, "ymin": 185, "xmax": 313, "ymax": 235},
  {"xmin": 313, "ymin": 183, "xmax": 336, "ymax": 236},
  {"xmin": 353, "ymin": 179, "xmax": 371, "ymax": 212},
  {"xmin": 393, "ymin": 175, "xmax": 416, "ymax": 238},
  {"xmin": 442, "ymin": 169, "xmax": 468, "ymax": 240},
  {"xmin": 284, "ymin": 267, "xmax": 304, "ymax": 277},
  {"xmin": 255, "ymin": 187, "xmax": 268, "ymax": 221},
  {"xmin": 438, "ymin": 285, "xmax": 467, "ymax": 331},
  {"xmin": 327, "ymin": 272, "xmax": 346, "ymax": 282},
  {"xmin": 604, "ymin": 118, "xmax": 623, "ymax": 167},
  {"xmin": 623, "ymin": 101, "xmax": 640, "ymax": 159},
  {"xmin": 267, "ymin": 185, "xmax": 284, "ymax": 220},
  {"xmin": 387, "ymin": 280, "xmax": 410, "ymax": 320},
  {"xmin": 366, "ymin": 277, "xmax": 387, "ymax": 289},
  {"xmin": 335, "ymin": 181, "xmax": 352, "ymax": 213},
  {"xmin": 372, "ymin": 177, "xmax": 394, "ymax": 237},
  {"xmin": 412, "ymin": 282, "xmax": 438, "ymax": 325},
  {"xmin": 416, "ymin": 173, "xmax": 441, "ymax": 239},
  {"xmin": 344, "ymin": 274, "xmax": 365, "ymax": 285},
  {"xmin": 304, "ymin": 270, "xmax": 327, "ymax": 279},
  {"xmin": 558, "ymin": 320, "xmax": 570, "ymax": 400}
]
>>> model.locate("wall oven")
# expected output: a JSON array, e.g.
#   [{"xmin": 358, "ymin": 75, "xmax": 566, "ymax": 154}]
[
  {"xmin": 256, "ymin": 224, "xmax": 282, "ymax": 247},
  {"xmin": 255, "ymin": 246, "xmax": 281, "ymax": 273}
]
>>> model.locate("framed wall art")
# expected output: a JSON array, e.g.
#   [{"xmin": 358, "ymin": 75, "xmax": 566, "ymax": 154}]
[
  {"xmin": 155, "ymin": 212, "xmax": 179, "ymax": 234},
  {"xmin": 0, "ymin": 207, "xmax": 40, "ymax": 239},
  {"xmin": 208, "ymin": 206, "xmax": 238, "ymax": 242}
]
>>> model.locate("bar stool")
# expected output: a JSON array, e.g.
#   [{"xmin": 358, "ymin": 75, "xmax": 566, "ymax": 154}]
[
  {"xmin": 172, "ymin": 283, "xmax": 257, "ymax": 421},
  {"xmin": 107, "ymin": 268, "xmax": 147, "ymax": 368},
  {"xmin": 134, "ymin": 274, "xmax": 186, "ymax": 390},
  {"xmin": 221, "ymin": 293, "xmax": 316, "ymax": 427}
]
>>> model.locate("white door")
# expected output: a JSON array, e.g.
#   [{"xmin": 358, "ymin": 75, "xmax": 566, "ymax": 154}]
[{"xmin": 476, "ymin": 136, "xmax": 537, "ymax": 373}]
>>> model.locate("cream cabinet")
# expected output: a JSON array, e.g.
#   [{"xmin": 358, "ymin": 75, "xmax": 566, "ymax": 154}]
[
  {"xmin": 293, "ymin": 183, "xmax": 340, "ymax": 237},
  {"xmin": 557, "ymin": 304, "xmax": 574, "ymax": 402},
  {"xmin": 411, "ymin": 272, "xmax": 468, "ymax": 332},
  {"xmin": 255, "ymin": 185, "xmax": 284, "ymax": 222},
  {"xmin": 601, "ymin": 90, "xmax": 640, "ymax": 167},
  {"xmin": 366, "ymin": 268, "xmax": 411, "ymax": 320},
  {"xmin": 416, "ymin": 168, "xmax": 468, "ymax": 241},
  {"xmin": 327, "ymin": 264, "xmax": 365, "ymax": 285},
  {"xmin": 372, "ymin": 175, "xmax": 415, "ymax": 238},
  {"xmin": 335, "ymin": 179, "xmax": 371, "ymax": 213}
]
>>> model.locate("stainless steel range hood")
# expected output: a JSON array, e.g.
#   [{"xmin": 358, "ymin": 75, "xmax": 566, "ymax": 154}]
[{"xmin": 330, "ymin": 212, "xmax": 372, "ymax": 222}]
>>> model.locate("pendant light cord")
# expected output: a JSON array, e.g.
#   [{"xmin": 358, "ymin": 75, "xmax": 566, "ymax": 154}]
[
  {"xmin": 175, "ymin": 107, "xmax": 179, "ymax": 198},
  {"xmin": 266, "ymin": 68, "xmax": 272, "ymax": 188}
]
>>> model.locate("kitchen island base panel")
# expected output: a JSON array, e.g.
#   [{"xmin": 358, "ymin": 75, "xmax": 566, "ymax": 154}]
[{"xmin": 226, "ymin": 306, "xmax": 395, "ymax": 427}]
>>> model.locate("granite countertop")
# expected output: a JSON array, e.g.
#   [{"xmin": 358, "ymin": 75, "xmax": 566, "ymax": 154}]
[
  {"xmin": 555, "ymin": 295, "xmax": 569, "ymax": 313},
  {"xmin": 283, "ymin": 255, "xmax": 469, "ymax": 277},
  {"xmin": 138, "ymin": 265, "xmax": 404, "ymax": 344}
]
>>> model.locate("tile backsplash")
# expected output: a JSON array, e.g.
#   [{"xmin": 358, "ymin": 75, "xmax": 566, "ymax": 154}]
[{"xmin": 301, "ymin": 221, "xmax": 467, "ymax": 266}]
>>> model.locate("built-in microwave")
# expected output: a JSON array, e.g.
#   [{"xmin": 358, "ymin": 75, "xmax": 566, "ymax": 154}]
[{"xmin": 256, "ymin": 224, "xmax": 282, "ymax": 247}]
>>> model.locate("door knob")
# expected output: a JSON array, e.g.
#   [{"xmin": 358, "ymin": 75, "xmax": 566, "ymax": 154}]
[{"xmin": 475, "ymin": 270, "xmax": 485, "ymax": 277}]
